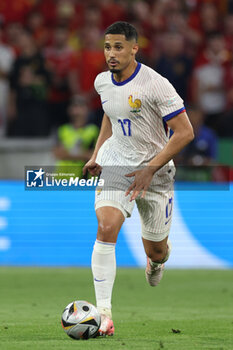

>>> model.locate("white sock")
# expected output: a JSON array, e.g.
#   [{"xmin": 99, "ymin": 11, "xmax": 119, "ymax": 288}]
[{"xmin": 91, "ymin": 240, "xmax": 116, "ymax": 316}]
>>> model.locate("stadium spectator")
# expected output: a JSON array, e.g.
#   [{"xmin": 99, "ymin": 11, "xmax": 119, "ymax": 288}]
[
  {"xmin": 191, "ymin": 32, "xmax": 229, "ymax": 133},
  {"xmin": 223, "ymin": 13, "xmax": 233, "ymax": 51},
  {"xmin": 199, "ymin": 2, "xmax": 221, "ymax": 36},
  {"xmin": 84, "ymin": 6, "xmax": 102, "ymax": 30},
  {"xmin": 0, "ymin": 0, "xmax": 230, "ymax": 140},
  {"xmin": 225, "ymin": 61, "xmax": 233, "ymax": 111},
  {"xmin": 0, "ymin": 24, "xmax": 15, "ymax": 136},
  {"xmin": 7, "ymin": 29, "xmax": 50, "ymax": 137},
  {"xmin": 4, "ymin": 22, "xmax": 23, "ymax": 55},
  {"xmin": 155, "ymin": 32, "xmax": 193, "ymax": 101},
  {"xmin": 177, "ymin": 106, "xmax": 218, "ymax": 166},
  {"xmin": 0, "ymin": 0, "xmax": 33, "ymax": 25},
  {"xmin": 55, "ymin": 0, "xmax": 76, "ymax": 27},
  {"xmin": 55, "ymin": 0, "xmax": 84, "ymax": 31},
  {"xmin": 76, "ymin": 25, "xmax": 106, "ymax": 126},
  {"xmin": 54, "ymin": 95, "xmax": 99, "ymax": 178},
  {"xmin": 26, "ymin": 10, "xmax": 50, "ymax": 49},
  {"xmin": 216, "ymin": 61, "xmax": 233, "ymax": 137},
  {"xmin": 100, "ymin": 0, "xmax": 127, "ymax": 29},
  {"xmin": 36, "ymin": 0, "xmax": 57, "ymax": 27},
  {"xmin": 188, "ymin": 2, "xmax": 221, "ymax": 42},
  {"xmin": 43, "ymin": 25, "xmax": 78, "ymax": 130}
]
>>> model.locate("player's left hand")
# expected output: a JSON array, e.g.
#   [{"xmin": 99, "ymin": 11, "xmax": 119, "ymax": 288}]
[{"xmin": 125, "ymin": 167, "xmax": 154, "ymax": 201}]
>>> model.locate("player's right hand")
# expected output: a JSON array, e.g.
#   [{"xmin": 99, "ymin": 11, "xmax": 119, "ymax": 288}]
[{"xmin": 83, "ymin": 159, "xmax": 102, "ymax": 176}]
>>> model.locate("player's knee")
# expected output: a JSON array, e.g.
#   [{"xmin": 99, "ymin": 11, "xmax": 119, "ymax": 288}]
[
  {"xmin": 146, "ymin": 247, "xmax": 167, "ymax": 263},
  {"xmin": 97, "ymin": 221, "xmax": 117, "ymax": 242}
]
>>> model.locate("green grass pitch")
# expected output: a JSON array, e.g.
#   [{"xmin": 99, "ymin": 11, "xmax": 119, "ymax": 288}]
[{"xmin": 0, "ymin": 268, "xmax": 232, "ymax": 350}]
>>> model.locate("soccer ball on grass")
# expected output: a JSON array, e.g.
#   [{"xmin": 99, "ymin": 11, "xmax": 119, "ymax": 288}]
[{"xmin": 61, "ymin": 300, "xmax": 101, "ymax": 340}]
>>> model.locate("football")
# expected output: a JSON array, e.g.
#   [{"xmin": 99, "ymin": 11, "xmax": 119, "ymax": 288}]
[{"xmin": 61, "ymin": 300, "xmax": 101, "ymax": 340}]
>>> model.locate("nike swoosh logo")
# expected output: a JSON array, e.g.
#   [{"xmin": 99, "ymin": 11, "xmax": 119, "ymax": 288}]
[
  {"xmin": 94, "ymin": 278, "xmax": 106, "ymax": 282},
  {"xmin": 101, "ymin": 100, "xmax": 108, "ymax": 105}
]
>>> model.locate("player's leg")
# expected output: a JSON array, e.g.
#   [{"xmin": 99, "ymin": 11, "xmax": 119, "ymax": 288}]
[
  {"xmin": 93, "ymin": 168, "xmax": 135, "ymax": 335},
  {"xmin": 143, "ymin": 236, "xmax": 172, "ymax": 287},
  {"xmin": 93, "ymin": 206, "xmax": 124, "ymax": 313},
  {"xmin": 142, "ymin": 236, "xmax": 169, "ymax": 263},
  {"xmin": 92, "ymin": 205, "xmax": 125, "ymax": 336},
  {"xmin": 136, "ymin": 189, "xmax": 173, "ymax": 286}
]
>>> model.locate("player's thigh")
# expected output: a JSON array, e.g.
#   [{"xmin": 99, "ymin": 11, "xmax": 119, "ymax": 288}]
[
  {"xmin": 136, "ymin": 189, "xmax": 174, "ymax": 242},
  {"xmin": 96, "ymin": 206, "xmax": 125, "ymax": 243},
  {"xmin": 95, "ymin": 187, "xmax": 135, "ymax": 219},
  {"xmin": 95, "ymin": 173, "xmax": 135, "ymax": 242}
]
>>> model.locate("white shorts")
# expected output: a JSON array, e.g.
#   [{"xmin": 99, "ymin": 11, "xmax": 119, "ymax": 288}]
[{"xmin": 95, "ymin": 185, "xmax": 174, "ymax": 242}]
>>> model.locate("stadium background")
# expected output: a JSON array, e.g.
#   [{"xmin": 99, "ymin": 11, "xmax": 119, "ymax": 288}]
[{"xmin": 0, "ymin": 0, "xmax": 232, "ymax": 268}]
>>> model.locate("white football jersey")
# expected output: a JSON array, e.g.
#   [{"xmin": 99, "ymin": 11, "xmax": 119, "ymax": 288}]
[{"xmin": 94, "ymin": 62, "xmax": 185, "ymax": 172}]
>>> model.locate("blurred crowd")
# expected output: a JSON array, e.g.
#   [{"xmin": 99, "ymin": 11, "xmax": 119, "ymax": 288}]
[{"xmin": 0, "ymin": 0, "xmax": 233, "ymax": 167}]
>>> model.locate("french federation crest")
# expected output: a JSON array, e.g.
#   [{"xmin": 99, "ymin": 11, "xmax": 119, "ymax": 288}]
[{"xmin": 128, "ymin": 95, "xmax": 141, "ymax": 113}]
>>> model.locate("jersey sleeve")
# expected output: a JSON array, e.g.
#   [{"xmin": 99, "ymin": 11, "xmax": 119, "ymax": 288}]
[
  {"xmin": 154, "ymin": 76, "xmax": 185, "ymax": 122},
  {"xmin": 94, "ymin": 74, "xmax": 101, "ymax": 95}
]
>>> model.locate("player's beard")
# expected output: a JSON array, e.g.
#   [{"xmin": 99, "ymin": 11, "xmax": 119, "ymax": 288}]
[{"xmin": 109, "ymin": 68, "xmax": 121, "ymax": 73}]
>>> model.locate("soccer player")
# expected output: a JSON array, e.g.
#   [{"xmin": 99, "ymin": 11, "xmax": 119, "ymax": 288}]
[{"xmin": 83, "ymin": 21, "xmax": 194, "ymax": 336}]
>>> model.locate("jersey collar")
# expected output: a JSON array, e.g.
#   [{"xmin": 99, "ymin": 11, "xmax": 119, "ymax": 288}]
[{"xmin": 111, "ymin": 62, "xmax": 141, "ymax": 86}]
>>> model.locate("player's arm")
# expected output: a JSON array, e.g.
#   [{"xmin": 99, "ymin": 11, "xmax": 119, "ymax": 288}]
[
  {"xmin": 126, "ymin": 111, "xmax": 194, "ymax": 201},
  {"xmin": 90, "ymin": 113, "xmax": 112, "ymax": 161},
  {"xmin": 148, "ymin": 110, "xmax": 194, "ymax": 172},
  {"xmin": 83, "ymin": 113, "xmax": 112, "ymax": 175}
]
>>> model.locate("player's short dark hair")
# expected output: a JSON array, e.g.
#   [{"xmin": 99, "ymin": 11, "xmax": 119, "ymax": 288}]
[{"xmin": 105, "ymin": 21, "xmax": 138, "ymax": 42}]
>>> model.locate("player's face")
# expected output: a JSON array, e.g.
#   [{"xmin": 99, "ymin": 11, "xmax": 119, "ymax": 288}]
[{"xmin": 104, "ymin": 34, "xmax": 138, "ymax": 73}]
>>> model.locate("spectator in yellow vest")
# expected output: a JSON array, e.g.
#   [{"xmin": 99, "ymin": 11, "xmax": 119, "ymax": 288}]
[{"xmin": 53, "ymin": 95, "xmax": 99, "ymax": 178}]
